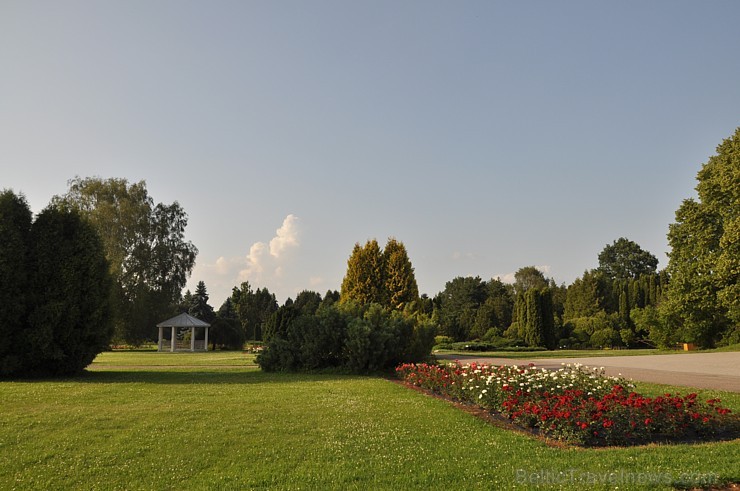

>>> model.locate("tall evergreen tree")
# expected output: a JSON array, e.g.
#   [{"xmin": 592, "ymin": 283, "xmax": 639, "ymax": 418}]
[
  {"xmin": 0, "ymin": 190, "xmax": 33, "ymax": 375},
  {"xmin": 27, "ymin": 206, "xmax": 113, "ymax": 375},
  {"xmin": 189, "ymin": 281, "xmax": 215, "ymax": 323},
  {"xmin": 340, "ymin": 239, "xmax": 386, "ymax": 305},
  {"xmin": 518, "ymin": 288, "xmax": 556, "ymax": 349},
  {"xmin": 383, "ymin": 238, "xmax": 419, "ymax": 309}
]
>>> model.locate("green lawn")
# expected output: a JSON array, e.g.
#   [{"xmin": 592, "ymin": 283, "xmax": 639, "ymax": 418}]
[{"xmin": 0, "ymin": 352, "xmax": 737, "ymax": 490}]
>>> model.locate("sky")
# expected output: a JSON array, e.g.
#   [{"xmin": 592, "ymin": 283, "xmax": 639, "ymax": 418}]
[{"xmin": 2, "ymin": 1, "xmax": 739, "ymax": 308}]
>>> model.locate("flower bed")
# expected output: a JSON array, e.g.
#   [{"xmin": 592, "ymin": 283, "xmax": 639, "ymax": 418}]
[{"xmin": 396, "ymin": 361, "xmax": 738, "ymax": 447}]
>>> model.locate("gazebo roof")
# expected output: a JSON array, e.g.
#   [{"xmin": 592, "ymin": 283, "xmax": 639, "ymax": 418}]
[{"xmin": 157, "ymin": 312, "xmax": 211, "ymax": 328}]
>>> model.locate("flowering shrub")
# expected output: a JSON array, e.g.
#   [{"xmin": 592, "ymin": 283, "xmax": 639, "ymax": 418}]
[{"xmin": 396, "ymin": 362, "xmax": 737, "ymax": 447}]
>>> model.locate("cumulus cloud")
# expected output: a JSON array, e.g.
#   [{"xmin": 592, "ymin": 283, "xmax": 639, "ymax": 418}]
[
  {"xmin": 239, "ymin": 215, "xmax": 300, "ymax": 283},
  {"xmin": 185, "ymin": 215, "xmax": 302, "ymax": 307},
  {"xmin": 269, "ymin": 214, "xmax": 299, "ymax": 258}
]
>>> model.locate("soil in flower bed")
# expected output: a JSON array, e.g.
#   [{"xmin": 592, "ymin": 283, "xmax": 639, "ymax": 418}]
[{"xmin": 391, "ymin": 376, "xmax": 740, "ymax": 449}]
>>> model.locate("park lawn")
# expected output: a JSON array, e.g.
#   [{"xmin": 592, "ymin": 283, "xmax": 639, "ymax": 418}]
[
  {"xmin": 91, "ymin": 350, "xmax": 259, "ymax": 368},
  {"xmin": 0, "ymin": 353, "xmax": 737, "ymax": 490}
]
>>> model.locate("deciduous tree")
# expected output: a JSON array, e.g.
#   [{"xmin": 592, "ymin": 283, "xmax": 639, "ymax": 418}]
[
  {"xmin": 663, "ymin": 128, "xmax": 740, "ymax": 346},
  {"xmin": 53, "ymin": 177, "xmax": 197, "ymax": 344},
  {"xmin": 597, "ymin": 238, "xmax": 658, "ymax": 280}
]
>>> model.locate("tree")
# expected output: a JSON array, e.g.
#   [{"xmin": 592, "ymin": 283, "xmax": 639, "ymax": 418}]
[
  {"xmin": 339, "ymin": 238, "xmax": 419, "ymax": 310},
  {"xmin": 0, "ymin": 190, "xmax": 32, "ymax": 375},
  {"xmin": 189, "ymin": 281, "xmax": 215, "ymax": 323},
  {"xmin": 383, "ymin": 238, "xmax": 419, "ymax": 309},
  {"xmin": 231, "ymin": 282, "xmax": 278, "ymax": 341},
  {"xmin": 210, "ymin": 297, "xmax": 244, "ymax": 350},
  {"xmin": 53, "ymin": 177, "xmax": 197, "ymax": 344},
  {"xmin": 26, "ymin": 206, "xmax": 113, "ymax": 375},
  {"xmin": 513, "ymin": 266, "xmax": 549, "ymax": 296},
  {"xmin": 434, "ymin": 276, "xmax": 487, "ymax": 341},
  {"xmin": 597, "ymin": 238, "xmax": 658, "ymax": 280},
  {"xmin": 515, "ymin": 288, "xmax": 556, "ymax": 349},
  {"xmin": 471, "ymin": 279, "xmax": 514, "ymax": 339},
  {"xmin": 664, "ymin": 128, "xmax": 740, "ymax": 347},
  {"xmin": 340, "ymin": 239, "xmax": 386, "ymax": 305},
  {"xmin": 292, "ymin": 290, "xmax": 323, "ymax": 316}
]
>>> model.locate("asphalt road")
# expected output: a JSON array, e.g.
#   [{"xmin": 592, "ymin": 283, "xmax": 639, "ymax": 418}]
[{"xmin": 436, "ymin": 352, "xmax": 740, "ymax": 392}]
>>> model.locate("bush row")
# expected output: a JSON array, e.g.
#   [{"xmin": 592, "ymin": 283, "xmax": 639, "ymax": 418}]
[{"xmin": 256, "ymin": 303, "xmax": 436, "ymax": 373}]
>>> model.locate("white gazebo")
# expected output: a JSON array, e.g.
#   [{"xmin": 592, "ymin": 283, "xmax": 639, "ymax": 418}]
[{"xmin": 157, "ymin": 313, "xmax": 211, "ymax": 352}]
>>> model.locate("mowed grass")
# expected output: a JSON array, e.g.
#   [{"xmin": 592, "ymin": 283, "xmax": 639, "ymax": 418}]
[{"xmin": 1, "ymin": 352, "xmax": 737, "ymax": 490}]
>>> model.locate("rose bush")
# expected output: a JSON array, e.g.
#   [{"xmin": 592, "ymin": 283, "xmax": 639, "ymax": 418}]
[{"xmin": 396, "ymin": 361, "xmax": 737, "ymax": 446}]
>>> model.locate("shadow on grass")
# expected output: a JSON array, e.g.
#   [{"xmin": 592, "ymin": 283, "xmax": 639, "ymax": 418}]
[{"xmin": 59, "ymin": 369, "xmax": 373, "ymax": 385}]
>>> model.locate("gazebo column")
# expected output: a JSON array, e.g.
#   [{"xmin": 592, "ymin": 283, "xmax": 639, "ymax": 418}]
[
  {"xmin": 191, "ymin": 327, "xmax": 195, "ymax": 352},
  {"xmin": 171, "ymin": 326, "xmax": 176, "ymax": 352},
  {"xmin": 158, "ymin": 327, "xmax": 163, "ymax": 351},
  {"xmin": 204, "ymin": 327, "xmax": 209, "ymax": 351}
]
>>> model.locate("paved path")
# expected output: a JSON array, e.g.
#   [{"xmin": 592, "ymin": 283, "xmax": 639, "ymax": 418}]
[{"xmin": 436, "ymin": 352, "xmax": 740, "ymax": 392}]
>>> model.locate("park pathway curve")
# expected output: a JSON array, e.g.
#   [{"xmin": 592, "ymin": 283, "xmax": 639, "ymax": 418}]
[{"xmin": 436, "ymin": 352, "xmax": 740, "ymax": 392}]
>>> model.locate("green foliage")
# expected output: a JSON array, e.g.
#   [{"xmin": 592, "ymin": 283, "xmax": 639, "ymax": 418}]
[
  {"xmin": 257, "ymin": 303, "xmax": 435, "ymax": 373},
  {"xmin": 230, "ymin": 282, "xmax": 278, "ymax": 341},
  {"xmin": 434, "ymin": 276, "xmax": 487, "ymax": 341},
  {"xmin": 208, "ymin": 297, "xmax": 245, "ymax": 350},
  {"xmin": 597, "ymin": 237, "xmax": 659, "ymax": 280},
  {"xmin": 1, "ymin": 192, "xmax": 114, "ymax": 376},
  {"xmin": 589, "ymin": 328, "xmax": 620, "ymax": 349},
  {"xmin": 340, "ymin": 239, "xmax": 386, "ymax": 305},
  {"xmin": 53, "ymin": 177, "xmax": 197, "ymax": 345},
  {"xmin": 26, "ymin": 206, "xmax": 113, "ymax": 375},
  {"xmin": 292, "ymin": 290, "xmax": 322, "ymax": 316},
  {"xmin": 512, "ymin": 266, "xmax": 549, "ymax": 295},
  {"xmin": 516, "ymin": 287, "xmax": 556, "ymax": 350},
  {"xmin": 631, "ymin": 306, "xmax": 673, "ymax": 348},
  {"xmin": 0, "ymin": 190, "xmax": 32, "ymax": 375},
  {"xmin": 664, "ymin": 128, "xmax": 740, "ymax": 347},
  {"xmin": 188, "ymin": 281, "xmax": 215, "ymax": 323},
  {"xmin": 383, "ymin": 238, "xmax": 419, "ymax": 309},
  {"xmin": 340, "ymin": 238, "xmax": 419, "ymax": 309}
]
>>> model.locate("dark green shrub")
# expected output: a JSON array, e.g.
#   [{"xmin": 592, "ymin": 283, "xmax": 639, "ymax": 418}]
[
  {"xmin": 0, "ymin": 190, "xmax": 32, "ymax": 376},
  {"xmin": 257, "ymin": 303, "xmax": 435, "ymax": 373},
  {"xmin": 26, "ymin": 206, "xmax": 113, "ymax": 375}
]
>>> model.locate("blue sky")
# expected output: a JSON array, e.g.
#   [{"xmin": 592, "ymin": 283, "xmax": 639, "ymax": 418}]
[{"xmin": 2, "ymin": 1, "xmax": 739, "ymax": 307}]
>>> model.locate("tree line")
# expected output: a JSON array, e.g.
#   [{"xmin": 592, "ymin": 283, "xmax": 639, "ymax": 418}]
[{"xmin": 1, "ymin": 128, "xmax": 737, "ymax": 376}]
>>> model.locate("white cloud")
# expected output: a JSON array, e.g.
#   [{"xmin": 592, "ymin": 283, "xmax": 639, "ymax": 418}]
[
  {"xmin": 269, "ymin": 214, "xmax": 299, "ymax": 258},
  {"xmin": 187, "ymin": 215, "xmax": 302, "ymax": 307},
  {"xmin": 239, "ymin": 215, "xmax": 300, "ymax": 284}
]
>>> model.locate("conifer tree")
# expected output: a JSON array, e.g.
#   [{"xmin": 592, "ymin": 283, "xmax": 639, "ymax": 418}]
[
  {"xmin": 340, "ymin": 239, "xmax": 386, "ymax": 305},
  {"xmin": 189, "ymin": 281, "xmax": 215, "ymax": 323},
  {"xmin": 383, "ymin": 238, "xmax": 419, "ymax": 309},
  {"xmin": 0, "ymin": 190, "xmax": 32, "ymax": 375}
]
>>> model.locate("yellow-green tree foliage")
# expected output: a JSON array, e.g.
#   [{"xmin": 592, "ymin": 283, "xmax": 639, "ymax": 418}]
[
  {"xmin": 340, "ymin": 238, "xmax": 419, "ymax": 309},
  {"xmin": 383, "ymin": 238, "xmax": 419, "ymax": 309}
]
